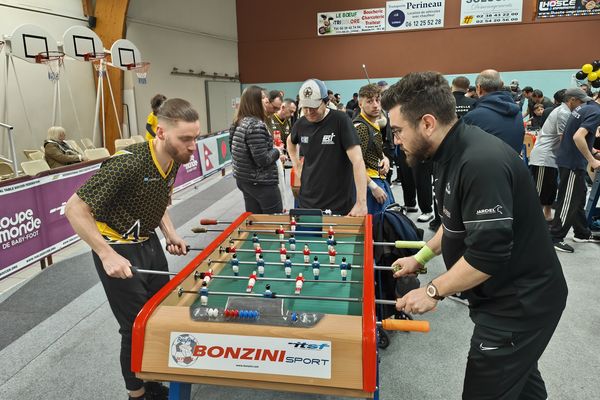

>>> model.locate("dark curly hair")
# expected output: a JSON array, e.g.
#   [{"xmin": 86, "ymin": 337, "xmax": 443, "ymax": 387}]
[{"xmin": 381, "ymin": 71, "xmax": 456, "ymax": 127}]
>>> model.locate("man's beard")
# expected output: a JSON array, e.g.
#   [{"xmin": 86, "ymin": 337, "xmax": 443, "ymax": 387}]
[
  {"xmin": 166, "ymin": 139, "xmax": 192, "ymax": 164},
  {"xmin": 404, "ymin": 135, "xmax": 430, "ymax": 168}
]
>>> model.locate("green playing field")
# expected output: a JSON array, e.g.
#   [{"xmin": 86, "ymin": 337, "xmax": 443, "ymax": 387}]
[{"xmin": 192, "ymin": 230, "xmax": 365, "ymax": 316}]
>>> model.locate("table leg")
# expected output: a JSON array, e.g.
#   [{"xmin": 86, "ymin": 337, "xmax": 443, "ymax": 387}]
[{"xmin": 169, "ymin": 382, "xmax": 191, "ymax": 400}]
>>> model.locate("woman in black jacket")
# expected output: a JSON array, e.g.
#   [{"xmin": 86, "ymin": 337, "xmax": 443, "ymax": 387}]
[{"xmin": 230, "ymin": 85, "xmax": 283, "ymax": 213}]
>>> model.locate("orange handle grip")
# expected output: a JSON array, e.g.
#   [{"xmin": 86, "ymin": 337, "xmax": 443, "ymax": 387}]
[
  {"xmin": 200, "ymin": 219, "xmax": 217, "ymax": 225},
  {"xmin": 381, "ymin": 319, "xmax": 430, "ymax": 333}
]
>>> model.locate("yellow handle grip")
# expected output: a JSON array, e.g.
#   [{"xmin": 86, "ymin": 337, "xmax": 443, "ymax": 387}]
[
  {"xmin": 395, "ymin": 240, "xmax": 426, "ymax": 249},
  {"xmin": 381, "ymin": 319, "xmax": 430, "ymax": 332}
]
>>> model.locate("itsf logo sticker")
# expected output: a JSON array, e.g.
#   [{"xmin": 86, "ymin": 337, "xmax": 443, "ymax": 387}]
[{"xmin": 168, "ymin": 332, "xmax": 332, "ymax": 379}]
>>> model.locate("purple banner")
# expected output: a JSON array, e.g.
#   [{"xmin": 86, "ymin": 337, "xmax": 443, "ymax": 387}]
[{"xmin": 0, "ymin": 164, "xmax": 100, "ymax": 279}]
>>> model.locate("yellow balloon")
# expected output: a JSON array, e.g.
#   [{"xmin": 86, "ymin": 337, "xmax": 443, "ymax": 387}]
[
  {"xmin": 582, "ymin": 64, "xmax": 593, "ymax": 74},
  {"xmin": 589, "ymin": 72, "xmax": 599, "ymax": 82}
]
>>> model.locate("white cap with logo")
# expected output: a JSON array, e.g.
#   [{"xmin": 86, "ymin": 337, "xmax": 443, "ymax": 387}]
[{"xmin": 298, "ymin": 79, "xmax": 329, "ymax": 108}]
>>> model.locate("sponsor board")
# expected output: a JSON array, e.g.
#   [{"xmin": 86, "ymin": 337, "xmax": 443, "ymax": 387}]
[{"xmin": 168, "ymin": 332, "xmax": 332, "ymax": 379}]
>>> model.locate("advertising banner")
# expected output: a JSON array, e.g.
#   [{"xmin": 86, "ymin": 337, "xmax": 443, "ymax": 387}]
[
  {"xmin": 0, "ymin": 164, "xmax": 99, "ymax": 279},
  {"xmin": 173, "ymin": 146, "xmax": 202, "ymax": 192},
  {"xmin": 386, "ymin": 1, "xmax": 445, "ymax": 31},
  {"xmin": 317, "ymin": 8, "xmax": 386, "ymax": 36},
  {"xmin": 536, "ymin": 0, "xmax": 600, "ymax": 18},
  {"xmin": 169, "ymin": 332, "xmax": 332, "ymax": 379},
  {"xmin": 460, "ymin": 0, "xmax": 522, "ymax": 26}
]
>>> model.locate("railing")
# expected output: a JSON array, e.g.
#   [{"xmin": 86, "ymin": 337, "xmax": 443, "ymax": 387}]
[{"xmin": 0, "ymin": 122, "xmax": 18, "ymax": 178}]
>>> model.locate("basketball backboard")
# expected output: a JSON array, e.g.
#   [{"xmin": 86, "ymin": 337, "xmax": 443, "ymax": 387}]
[
  {"xmin": 62, "ymin": 26, "xmax": 104, "ymax": 61},
  {"xmin": 7, "ymin": 24, "xmax": 59, "ymax": 63},
  {"xmin": 109, "ymin": 39, "xmax": 142, "ymax": 71}
]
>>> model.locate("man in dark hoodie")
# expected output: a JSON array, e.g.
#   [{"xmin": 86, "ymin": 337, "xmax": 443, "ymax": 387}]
[{"xmin": 462, "ymin": 69, "xmax": 525, "ymax": 153}]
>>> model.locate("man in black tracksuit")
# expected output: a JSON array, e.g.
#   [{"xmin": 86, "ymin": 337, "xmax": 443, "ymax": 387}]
[{"xmin": 383, "ymin": 72, "xmax": 567, "ymax": 400}]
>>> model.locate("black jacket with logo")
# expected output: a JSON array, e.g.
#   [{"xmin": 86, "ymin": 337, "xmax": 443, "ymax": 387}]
[
  {"xmin": 433, "ymin": 120, "xmax": 567, "ymax": 331},
  {"xmin": 230, "ymin": 116, "xmax": 279, "ymax": 185}
]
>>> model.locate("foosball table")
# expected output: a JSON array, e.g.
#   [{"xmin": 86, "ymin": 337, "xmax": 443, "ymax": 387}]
[{"xmin": 131, "ymin": 212, "xmax": 429, "ymax": 399}]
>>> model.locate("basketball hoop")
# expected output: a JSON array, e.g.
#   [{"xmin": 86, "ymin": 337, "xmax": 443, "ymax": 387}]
[
  {"xmin": 84, "ymin": 52, "xmax": 108, "ymax": 77},
  {"xmin": 36, "ymin": 51, "xmax": 65, "ymax": 82},
  {"xmin": 126, "ymin": 61, "xmax": 151, "ymax": 84}
]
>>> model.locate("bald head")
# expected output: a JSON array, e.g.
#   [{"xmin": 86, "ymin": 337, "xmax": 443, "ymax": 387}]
[{"xmin": 475, "ymin": 69, "xmax": 503, "ymax": 96}]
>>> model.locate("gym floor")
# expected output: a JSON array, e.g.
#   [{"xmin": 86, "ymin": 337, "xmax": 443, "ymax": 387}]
[{"xmin": 0, "ymin": 168, "xmax": 598, "ymax": 399}]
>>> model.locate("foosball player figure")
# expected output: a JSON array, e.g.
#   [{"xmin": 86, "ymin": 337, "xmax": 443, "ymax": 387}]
[
  {"xmin": 312, "ymin": 256, "xmax": 321, "ymax": 280},
  {"xmin": 200, "ymin": 281, "xmax": 209, "ymax": 306},
  {"xmin": 257, "ymin": 254, "xmax": 265, "ymax": 277},
  {"xmin": 288, "ymin": 234, "xmax": 296, "ymax": 251},
  {"xmin": 252, "ymin": 233, "xmax": 260, "ymax": 249},
  {"xmin": 290, "ymin": 216, "xmax": 297, "ymax": 232},
  {"xmin": 276, "ymin": 225, "xmax": 285, "ymax": 241},
  {"xmin": 279, "ymin": 243, "xmax": 287, "ymax": 262},
  {"xmin": 231, "ymin": 253, "xmax": 240, "ymax": 276},
  {"xmin": 247, "ymin": 271, "xmax": 257, "ymax": 293},
  {"xmin": 340, "ymin": 257, "xmax": 349, "ymax": 281},
  {"xmin": 255, "ymin": 244, "xmax": 262, "ymax": 261},
  {"xmin": 328, "ymin": 247, "xmax": 337, "ymax": 265},
  {"xmin": 326, "ymin": 235, "xmax": 336, "ymax": 251},
  {"xmin": 284, "ymin": 255, "xmax": 292, "ymax": 278},
  {"xmin": 295, "ymin": 273, "xmax": 305, "ymax": 295},
  {"xmin": 263, "ymin": 284, "xmax": 274, "ymax": 298},
  {"xmin": 328, "ymin": 225, "xmax": 335, "ymax": 238},
  {"xmin": 203, "ymin": 268, "xmax": 213, "ymax": 284},
  {"xmin": 227, "ymin": 241, "xmax": 236, "ymax": 254},
  {"xmin": 303, "ymin": 244, "xmax": 311, "ymax": 263}
]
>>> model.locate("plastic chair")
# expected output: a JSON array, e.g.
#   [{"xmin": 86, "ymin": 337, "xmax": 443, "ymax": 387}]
[
  {"xmin": 81, "ymin": 138, "xmax": 95, "ymax": 149},
  {"xmin": 114, "ymin": 138, "xmax": 135, "ymax": 152},
  {"xmin": 23, "ymin": 149, "xmax": 43, "ymax": 160},
  {"xmin": 0, "ymin": 161, "xmax": 15, "ymax": 179},
  {"xmin": 21, "ymin": 159, "xmax": 50, "ymax": 176},
  {"xmin": 84, "ymin": 147, "xmax": 110, "ymax": 160}
]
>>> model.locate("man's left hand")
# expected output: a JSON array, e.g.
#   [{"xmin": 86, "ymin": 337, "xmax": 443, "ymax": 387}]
[
  {"xmin": 166, "ymin": 234, "xmax": 188, "ymax": 256},
  {"xmin": 396, "ymin": 287, "xmax": 437, "ymax": 315}
]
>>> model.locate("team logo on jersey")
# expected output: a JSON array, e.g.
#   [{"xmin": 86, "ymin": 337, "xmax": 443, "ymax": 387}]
[
  {"xmin": 476, "ymin": 205, "xmax": 503, "ymax": 216},
  {"xmin": 301, "ymin": 136, "xmax": 309, "ymax": 144},
  {"xmin": 321, "ymin": 132, "xmax": 336, "ymax": 145}
]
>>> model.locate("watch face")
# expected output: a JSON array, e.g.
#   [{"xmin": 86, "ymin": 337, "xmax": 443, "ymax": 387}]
[{"xmin": 426, "ymin": 284, "xmax": 436, "ymax": 297}]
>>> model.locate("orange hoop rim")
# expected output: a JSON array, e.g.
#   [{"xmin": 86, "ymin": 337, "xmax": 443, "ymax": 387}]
[
  {"xmin": 83, "ymin": 51, "xmax": 108, "ymax": 62},
  {"xmin": 125, "ymin": 61, "xmax": 150, "ymax": 71},
  {"xmin": 35, "ymin": 51, "xmax": 65, "ymax": 64}
]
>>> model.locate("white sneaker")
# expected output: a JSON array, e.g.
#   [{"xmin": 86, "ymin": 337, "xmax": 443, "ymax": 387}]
[{"xmin": 417, "ymin": 212, "xmax": 434, "ymax": 222}]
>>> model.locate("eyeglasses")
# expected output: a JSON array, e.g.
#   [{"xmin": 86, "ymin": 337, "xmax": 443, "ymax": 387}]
[{"xmin": 391, "ymin": 114, "xmax": 425, "ymax": 139}]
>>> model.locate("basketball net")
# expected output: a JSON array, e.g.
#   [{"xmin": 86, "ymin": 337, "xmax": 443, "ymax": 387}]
[
  {"xmin": 128, "ymin": 62, "xmax": 151, "ymax": 85},
  {"xmin": 36, "ymin": 52, "xmax": 65, "ymax": 82},
  {"xmin": 84, "ymin": 52, "xmax": 108, "ymax": 78}
]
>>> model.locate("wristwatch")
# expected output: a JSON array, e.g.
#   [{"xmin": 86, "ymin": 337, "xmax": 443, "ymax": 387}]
[{"xmin": 426, "ymin": 281, "xmax": 444, "ymax": 301}]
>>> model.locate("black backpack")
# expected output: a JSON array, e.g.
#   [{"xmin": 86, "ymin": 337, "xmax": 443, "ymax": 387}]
[{"xmin": 372, "ymin": 203, "xmax": 424, "ymax": 320}]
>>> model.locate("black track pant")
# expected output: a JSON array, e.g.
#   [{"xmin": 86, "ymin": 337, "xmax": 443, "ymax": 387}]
[
  {"xmin": 92, "ymin": 233, "xmax": 169, "ymax": 391},
  {"xmin": 550, "ymin": 167, "xmax": 590, "ymax": 241},
  {"xmin": 463, "ymin": 313, "xmax": 562, "ymax": 400},
  {"xmin": 412, "ymin": 160, "xmax": 433, "ymax": 213}
]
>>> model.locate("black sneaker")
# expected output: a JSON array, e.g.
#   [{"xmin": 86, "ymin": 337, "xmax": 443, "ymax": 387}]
[
  {"xmin": 553, "ymin": 241, "xmax": 574, "ymax": 253},
  {"xmin": 144, "ymin": 382, "xmax": 169, "ymax": 400},
  {"xmin": 572, "ymin": 234, "xmax": 600, "ymax": 243},
  {"xmin": 405, "ymin": 206, "xmax": 418, "ymax": 213}
]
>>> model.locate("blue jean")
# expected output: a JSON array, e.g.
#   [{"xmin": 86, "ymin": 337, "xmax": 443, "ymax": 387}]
[{"xmin": 367, "ymin": 178, "xmax": 395, "ymax": 215}]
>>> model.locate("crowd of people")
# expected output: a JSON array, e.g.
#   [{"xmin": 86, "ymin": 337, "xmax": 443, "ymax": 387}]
[{"xmin": 60, "ymin": 69, "xmax": 599, "ymax": 400}]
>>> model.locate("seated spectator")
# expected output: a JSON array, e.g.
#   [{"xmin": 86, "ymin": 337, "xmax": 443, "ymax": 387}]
[
  {"xmin": 43, "ymin": 126, "xmax": 85, "ymax": 168},
  {"xmin": 528, "ymin": 103, "xmax": 545, "ymax": 131}
]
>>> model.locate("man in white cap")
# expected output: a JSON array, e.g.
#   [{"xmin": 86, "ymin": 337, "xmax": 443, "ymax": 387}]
[{"xmin": 287, "ymin": 78, "xmax": 367, "ymax": 216}]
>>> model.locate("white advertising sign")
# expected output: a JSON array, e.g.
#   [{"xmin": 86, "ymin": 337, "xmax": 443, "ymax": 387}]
[
  {"xmin": 168, "ymin": 332, "xmax": 332, "ymax": 379},
  {"xmin": 317, "ymin": 8, "xmax": 385, "ymax": 36},
  {"xmin": 386, "ymin": 1, "xmax": 445, "ymax": 31},
  {"xmin": 460, "ymin": 0, "xmax": 522, "ymax": 26}
]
